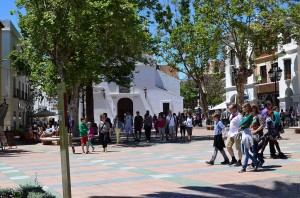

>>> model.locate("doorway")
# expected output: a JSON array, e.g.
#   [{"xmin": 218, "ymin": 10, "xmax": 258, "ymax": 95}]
[{"xmin": 117, "ymin": 98, "xmax": 133, "ymax": 122}]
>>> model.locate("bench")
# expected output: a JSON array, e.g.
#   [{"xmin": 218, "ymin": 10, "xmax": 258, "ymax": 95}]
[
  {"xmin": 206, "ymin": 125, "xmax": 214, "ymax": 130},
  {"xmin": 289, "ymin": 127, "xmax": 300, "ymax": 134},
  {"xmin": 40, "ymin": 135, "xmax": 99, "ymax": 145}
]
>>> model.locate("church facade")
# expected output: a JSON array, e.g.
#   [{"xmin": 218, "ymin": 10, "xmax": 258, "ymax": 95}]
[{"xmin": 82, "ymin": 62, "xmax": 184, "ymax": 121}]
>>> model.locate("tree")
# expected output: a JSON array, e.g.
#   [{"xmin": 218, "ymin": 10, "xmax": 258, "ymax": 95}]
[
  {"xmin": 196, "ymin": 0, "xmax": 291, "ymax": 108},
  {"xmin": 12, "ymin": 0, "xmax": 151, "ymax": 136},
  {"xmin": 153, "ymin": 0, "xmax": 223, "ymax": 117},
  {"xmin": 180, "ymin": 80, "xmax": 198, "ymax": 109},
  {"xmin": 287, "ymin": 2, "xmax": 300, "ymax": 42}
]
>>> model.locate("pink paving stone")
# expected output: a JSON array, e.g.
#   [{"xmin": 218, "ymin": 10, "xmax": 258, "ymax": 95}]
[
  {"xmin": 0, "ymin": 181, "xmax": 19, "ymax": 188},
  {"xmin": 183, "ymin": 170, "xmax": 283, "ymax": 185}
]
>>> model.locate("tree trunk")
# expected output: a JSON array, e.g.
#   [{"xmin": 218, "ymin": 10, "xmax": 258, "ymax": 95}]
[
  {"xmin": 197, "ymin": 81, "xmax": 209, "ymax": 119},
  {"xmin": 86, "ymin": 81, "xmax": 94, "ymax": 123},
  {"xmin": 68, "ymin": 84, "xmax": 80, "ymax": 137}
]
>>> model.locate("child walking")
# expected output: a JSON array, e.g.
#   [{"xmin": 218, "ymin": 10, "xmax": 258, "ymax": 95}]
[
  {"xmin": 206, "ymin": 113, "xmax": 229, "ymax": 165},
  {"xmin": 79, "ymin": 118, "xmax": 89, "ymax": 154},
  {"xmin": 87, "ymin": 122, "xmax": 95, "ymax": 152}
]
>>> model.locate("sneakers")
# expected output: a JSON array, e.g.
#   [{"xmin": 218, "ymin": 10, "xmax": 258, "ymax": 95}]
[
  {"xmin": 221, "ymin": 160, "xmax": 229, "ymax": 165},
  {"xmin": 229, "ymin": 158, "xmax": 237, "ymax": 165},
  {"xmin": 279, "ymin": 152, "xmax": 287, "ymax": 159},
  {"xmin": 238, "ymin": 168, "xmax": 246, "ymax": 173},
  {"xmin": 234, "ymin": 160, "xmax": 242, "ymax": 167},
  {"xmin": 206, "ymin": 161, "xmax": 214, "ymax": 165},
  {"xmin": 259, "ymin": 159, "xmax": 265, "ymax": 167}
]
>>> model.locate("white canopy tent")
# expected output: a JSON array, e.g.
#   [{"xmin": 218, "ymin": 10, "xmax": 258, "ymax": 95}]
[{"xmin": 211, "ymin": 101, "xmax": 227, "ymax": 110}]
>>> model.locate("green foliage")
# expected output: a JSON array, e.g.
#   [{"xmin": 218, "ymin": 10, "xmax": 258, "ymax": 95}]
[
  {"xmin": 288, "ymin": 2, "xmax": 300, "ymax": 42},
  {"xmin": 180, "ymin": 80, "xmax": 198, "ymax": 108},
  {"xmin": 153, "ymin": 1, "xmax": 223, "ymax": 116},
  {"xmin": 194, "ymin": 0, "xmax": 291, "ymax": 107},
  {"xmin": 0, "ymin": 184, "xmax": 55, "ymax": 198},
  {"xmin": 11, "ymin": 0, "xmax": 152, "ymax": 95}
]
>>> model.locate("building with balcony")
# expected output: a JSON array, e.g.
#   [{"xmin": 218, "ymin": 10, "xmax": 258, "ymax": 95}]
[
  {"xmin": 81, "ymin": 61, "xmax": 183, "ymax": 121},
  {"xmin": 224, "ymin": 48, "xmax": 257, "ymax": 106},
  {"xmin": 225, "ymin": 38, "xmax": 300, "ymax": 113},
  {"xmin": 1, "ymin": 20, "xmax": 32, "ymax": 131}
]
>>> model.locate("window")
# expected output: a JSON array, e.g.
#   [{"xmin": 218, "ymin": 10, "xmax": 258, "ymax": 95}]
[
  {"xmin": 13, "ymin": 78, "xmax": 16, "ymax": 97},
  {"xmin": 260, "ymin": 65, "xmax": 267, "ymax": 83},
  {"xmin": 231, "ymin": 71, "xmax": 236, "ymax": 86},
  {"xmin": 284, "ymin": 59, "xmax": 291, "ymax": 80},
  {"xmin": 230, "ymin": 49, "xmax": 236, "ymax": 65}
]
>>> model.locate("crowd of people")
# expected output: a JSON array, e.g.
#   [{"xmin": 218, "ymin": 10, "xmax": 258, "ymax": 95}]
[
  {"xmin": 78, "ymin": 110, "xmax": 200, "ymax": 154},
  {"xmin": 206, "ymin": 101, "xmax": 288, "ymax": 173}
]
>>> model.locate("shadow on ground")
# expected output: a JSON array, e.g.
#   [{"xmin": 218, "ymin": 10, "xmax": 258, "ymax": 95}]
[
  {"xmin": 0, "ymin": 149, "xmax": 39, "ymax": 157},
  {"xmin": 88, "ymin": 177, "xmax": 300, "ymax": 198}
]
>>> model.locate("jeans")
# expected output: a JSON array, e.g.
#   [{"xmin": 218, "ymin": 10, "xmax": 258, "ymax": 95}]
[
  {"xmin": 145, "ymin": 126, "xmax": 152, "ymax": 141},
  {"xmin": 252, "ymin": 141, "xmax": 259, "ymax": 165},
  {"xmin": 100, "ymin": 133, "xmax": 109, "ymax": 148},
  {"xmin": 211, "ymin": 146, "xmax": 229, "ymax": 162},
  {"xmin": 242, "ymin": 144, "xmax": 258, "ymax": 170}
]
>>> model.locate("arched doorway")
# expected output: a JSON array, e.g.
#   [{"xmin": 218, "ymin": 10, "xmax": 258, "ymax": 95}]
[{"xmin": 117, "ymin": 98, "xmax": 133, "ymax": 122}]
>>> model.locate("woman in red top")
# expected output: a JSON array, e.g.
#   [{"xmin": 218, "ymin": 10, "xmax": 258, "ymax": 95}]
[{"xmin": 156, "ymin": 112, "xmax": 167, "ymax": 142}]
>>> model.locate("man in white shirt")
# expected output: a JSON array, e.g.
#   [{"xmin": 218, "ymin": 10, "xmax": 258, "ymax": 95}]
[
  {"xmin": 166, "ymin": 110, "xmax": 177, "ymax": 140},
  {"xmin": 226, "ymin": 104, "xmax": 243, "ymax": 166}
]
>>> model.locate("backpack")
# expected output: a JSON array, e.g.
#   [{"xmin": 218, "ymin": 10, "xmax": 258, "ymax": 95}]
[
  {"xmin": 217, "ymin": 120, "xmax": 227, "ymax": 139},
  {"xmin": 144, "ymin": 116, "xmax": 152, "ymax": 127}
]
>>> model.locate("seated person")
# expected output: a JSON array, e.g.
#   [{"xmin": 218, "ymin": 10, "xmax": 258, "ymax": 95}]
[
  {"xmin": 32, "ymin": 124, "xmax": 41, "ymax": 140},
  {"xmin": 41, "ymin": 125, "xmax": 56, "ymax": 137}
]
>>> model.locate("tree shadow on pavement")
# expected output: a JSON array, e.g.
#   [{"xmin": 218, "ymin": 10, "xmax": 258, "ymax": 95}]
[
  {"xmin": 0, "ymin": 149, "xmax": 37, "ymax": 157},
  {"xmin": 89, "ymin": 177, "xmax": 300, "ymax": 198}
]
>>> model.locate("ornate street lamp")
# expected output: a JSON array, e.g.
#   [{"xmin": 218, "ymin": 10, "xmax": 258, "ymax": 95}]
[
  {"xmin": 268, "ymin": 63, "xmax": 282, "ymax": 106},
  {"xmin": 101, "ymin": 87, "xmax": 105, "ymax": 99},
  {"xmin": 143, "ymin": 87, "xmax": 147, "ymax": 99}
]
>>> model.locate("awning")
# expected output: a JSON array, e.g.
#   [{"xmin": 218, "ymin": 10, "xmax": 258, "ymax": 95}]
[
  {"xmin": 32, "ymin": 109, "xmax": 56, "ymax": 117},
  {"xmin": 211, "ymin": 101, "xmax": 227, "ymax": 110}
]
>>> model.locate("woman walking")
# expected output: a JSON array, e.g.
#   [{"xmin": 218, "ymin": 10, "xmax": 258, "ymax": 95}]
[
  {"xmin": 179, "ymin": 113, "xmax": 186, "ymax": 139},
  {"xmin": 186, "ymin": 113, "xmax": 194, "ymax": 142},
  {"xmin": 156, "ymin": 112, "xmax": 167, "ymax": 142},
  {"xmin": 114, "ymin": 115, "xmax": 122, "ymax": 144},
  {"xmin": 99, "ymin": 114, "xmax": 111, "ymax": 152},
  {"xmin": 239, "ymin": 103, "xmax": 259, "ymax": 173}
]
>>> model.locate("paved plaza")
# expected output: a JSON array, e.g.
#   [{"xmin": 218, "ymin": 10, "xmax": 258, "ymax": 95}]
[{"xmin": 1, "ymin": 128, "xmax": 300, "ymax": 198}]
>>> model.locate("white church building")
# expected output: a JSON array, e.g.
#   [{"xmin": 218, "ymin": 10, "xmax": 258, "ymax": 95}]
[{"xmin": 83, "ymin": 60, "xmax": 183, "ymax": 121}]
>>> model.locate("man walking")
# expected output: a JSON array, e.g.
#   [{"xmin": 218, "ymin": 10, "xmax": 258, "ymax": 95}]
[
  {"xmin": 134, "ymin": 111, "xmax": 143, "ymax": 142},
  {"xmin": 226, "ymin": 104, "xmax": 243, "ymax": 166}
]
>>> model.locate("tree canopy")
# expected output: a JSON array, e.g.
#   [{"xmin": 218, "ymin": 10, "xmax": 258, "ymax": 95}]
[
  {"xmin": 11, "ymin": 0, "xmax": 153, "ymax": 135},
  {"xmin": 153, "ymin": 0, "xmax": 224, "ymax": 117}
]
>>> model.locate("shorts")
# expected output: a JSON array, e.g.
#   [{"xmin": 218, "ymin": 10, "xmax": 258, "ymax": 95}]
[
  {"xmin": 80, "ymin": 136, "xmax": 88, "ymax": 144},
  {"xmin": 226, "ymin": 136, "xmax": 241, "ymax": 150},
  {"xmin": 125, "ymin": 125, "xmax": 133, "ymax": 134},
  {"xmin": 168, "ymin": 126, "xmax": 176, "ymax": 134}
]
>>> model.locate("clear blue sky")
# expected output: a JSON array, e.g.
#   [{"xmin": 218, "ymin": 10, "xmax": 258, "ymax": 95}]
[{"xmin": 0, "ymin": 0, "xmax": 19, "ymax": 29}]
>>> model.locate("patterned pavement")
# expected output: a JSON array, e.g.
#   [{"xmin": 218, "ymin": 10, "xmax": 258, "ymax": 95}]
[{"xmin": 0, "ymin": 128, "xmax": 300, "ymax": 198}]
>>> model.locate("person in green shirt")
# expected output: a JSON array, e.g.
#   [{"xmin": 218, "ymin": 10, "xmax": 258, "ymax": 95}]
[
  {"xmin": 79, "ymin": 117, "xmax": 89, "ymax": 154},
  {"xmin": 238, "ymin": 103, "xmax": 259, "ymax": 173}
]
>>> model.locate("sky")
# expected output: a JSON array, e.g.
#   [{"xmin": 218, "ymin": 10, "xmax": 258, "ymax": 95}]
[
  {"xmin": 0, "ymin": 0, "xmax": 19, "ymax": 29},
  {"xmin": 0, "ymin": 0, "xmax": 186, "ymax": 79}
]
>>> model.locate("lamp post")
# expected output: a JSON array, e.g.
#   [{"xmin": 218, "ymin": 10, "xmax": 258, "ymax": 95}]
[
  {"xmin": 101, "ymin": 87, "xmax": 105, "ymax": 99},
  {"xmin": 268, "ymin": 63, "xmax": 282, "ymax": 106},
  {"xmin": 143, "ymin": 87, "xmax": 147, "ymax": 99}
]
